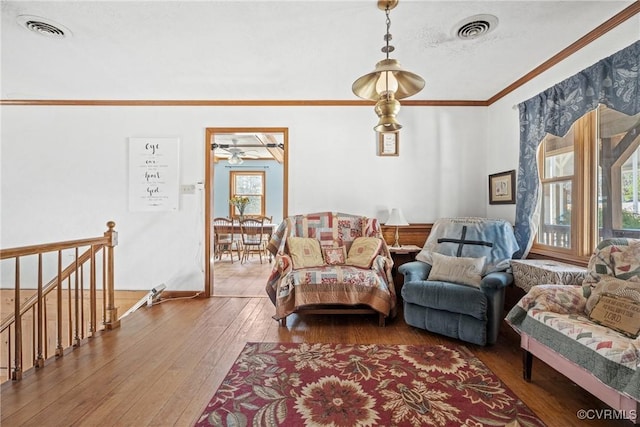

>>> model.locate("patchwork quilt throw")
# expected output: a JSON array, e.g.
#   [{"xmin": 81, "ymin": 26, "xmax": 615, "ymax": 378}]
[
  {"xmin": 265, "ymin": 212, "xmax": 396, "ymax": 320},
  {"xmin": 195, "ymin": 342, "xmax": 545, "ymax": 427}
]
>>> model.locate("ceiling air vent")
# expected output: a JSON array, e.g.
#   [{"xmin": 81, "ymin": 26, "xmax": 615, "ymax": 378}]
[
  {"xmin": 454, "ymin": 14, "xmax": 498, "ymax": 40},
  {"xmin": 17, "ymin": 15, "xmax": 71, "ymax": 39}
]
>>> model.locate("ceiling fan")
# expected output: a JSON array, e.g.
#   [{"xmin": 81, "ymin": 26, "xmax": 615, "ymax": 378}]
[{"xmin": 214, "ymin": 139, "xmax": 260, "ymax": 165}]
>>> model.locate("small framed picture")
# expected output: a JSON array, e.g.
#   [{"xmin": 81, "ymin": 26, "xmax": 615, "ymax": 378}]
[
  {"xmin": 488, "ymin": 170, "xmax": 516, "ymax": 204},
  {"xmin": 377, "ymin": 132, "xmax": 399, "ymax": 156}
]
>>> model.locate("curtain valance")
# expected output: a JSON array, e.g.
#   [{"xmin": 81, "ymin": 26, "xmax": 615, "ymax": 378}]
[{"xmin": 514, "ymin": 40, "xmax": 640, "ymax": 258}]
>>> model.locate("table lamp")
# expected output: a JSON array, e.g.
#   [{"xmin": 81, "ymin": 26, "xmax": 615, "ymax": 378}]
[{"xmin": 385, "ymin": 208, "xmax": 409, "ymax": 247}]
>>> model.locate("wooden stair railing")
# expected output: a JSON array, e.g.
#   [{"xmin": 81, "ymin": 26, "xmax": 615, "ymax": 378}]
[{"xmin": 0, "ymin": 221, "xmax": 118, "ymax": 382}]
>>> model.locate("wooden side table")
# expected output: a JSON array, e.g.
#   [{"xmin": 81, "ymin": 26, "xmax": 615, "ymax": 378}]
[{"xmin": 389, "ymin": 245, "xmax": 422, "ymax": 297}]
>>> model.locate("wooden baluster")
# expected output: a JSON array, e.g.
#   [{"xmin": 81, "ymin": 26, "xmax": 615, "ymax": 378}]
[
  {"xmin": 31, "ymin": 306, "xmax": 36, "ymax": 368},
  {"xmin": 36, "ymin": 254, "xmax": 44, "ymax": 368},
  {"xmin": 102, "ymin": 249, "xmax": 107, "ymax": 326},
  {"xmin": 12, "ymin": 257, "xmax": 22, "ymax": 381},
  {"xmin": 80, "ymin": 263, "xmax": 85, "ymax": 340},
  {"xmin": 7, "ymin": 327, "xmax": 12, "ymax": 381},
  {"xmin": 104, "ymin": 221, "xmax": 120, "ymax": 330},
  {"xmin": 43, "ymin": 294, "xmax": 48, "ymax": 359},
  {"xmin": 73, "ymin": 248, "xmax": 80, "ymax": 347},
  {"xmin": 55, "ymin": 250, "xmax": 63, "ymax": 357},
  {"xmin": 89, "ymin": 245, "xmax": 97, "ymax": 336},
  {"xmin": 67, "ymin": 276, "xmax": 72, "ymax": 346}
]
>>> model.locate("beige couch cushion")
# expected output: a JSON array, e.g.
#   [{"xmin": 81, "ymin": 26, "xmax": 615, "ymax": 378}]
[
  {"xmin": 345, "ymin": 237, "xmax": 382, "ymax": 268},
  {"xmin": 427, "ymin": 252, "xmax": 485, "ymax": 287},
  {"xmin": 288, "ymin": 237, "xmax": 324, "ymax": 269}
]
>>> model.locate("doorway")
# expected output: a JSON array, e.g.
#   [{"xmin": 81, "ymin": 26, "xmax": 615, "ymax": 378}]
[{"xmin": 204, "ymin": 127, "xmax": 288, "ymax": 297}]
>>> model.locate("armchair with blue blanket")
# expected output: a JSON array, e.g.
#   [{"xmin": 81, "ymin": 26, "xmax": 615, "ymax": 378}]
[{"xmin": 399, "ymin": 217, "xmax": 519, "ymax": 345}]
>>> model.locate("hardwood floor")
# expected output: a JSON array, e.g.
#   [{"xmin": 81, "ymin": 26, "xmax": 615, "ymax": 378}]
[
  {"xmin": 211, "ymin": 254, "xmax": 273, "ymax": 297},
  {"xmin": 1, "ymin": 260, "xmax": 632, "ymax": 426}
]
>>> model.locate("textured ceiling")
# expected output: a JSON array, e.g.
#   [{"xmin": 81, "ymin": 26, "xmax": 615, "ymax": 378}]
[{"xmin": 1, "ymin": 1, "xmax": 636, "ymax": 101}]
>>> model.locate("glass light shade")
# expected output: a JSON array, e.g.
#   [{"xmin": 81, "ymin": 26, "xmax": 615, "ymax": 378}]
[
  {"xmin": 352, "ymin": 59, "xmax": 425, "ymax": 101},
  {"xmin": 375, "ymin": 71, "xmax": 399, "ymax": 95},
  {"xmin": 228, "ymin": 153, "xmax": 243, "ymax": 165}
]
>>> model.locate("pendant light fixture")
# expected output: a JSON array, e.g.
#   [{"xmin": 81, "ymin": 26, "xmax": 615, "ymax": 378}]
[{"xmin": 352, "ymin": 0, "xmax": 425, "ymax": 132}]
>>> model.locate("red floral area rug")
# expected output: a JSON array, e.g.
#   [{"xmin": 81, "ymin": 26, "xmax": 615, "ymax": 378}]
[{"xmin": 195, "ymin": 342, "xmax": 545, "ymax": 427}]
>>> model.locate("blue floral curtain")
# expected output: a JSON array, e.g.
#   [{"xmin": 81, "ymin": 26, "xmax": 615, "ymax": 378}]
[{"xmin": 514, "ymin": 40, "xmax": 640, "ymax": 258}]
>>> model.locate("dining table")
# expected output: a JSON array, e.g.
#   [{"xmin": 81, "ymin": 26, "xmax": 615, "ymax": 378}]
[{"xmin": 213, "ymin": 220, "xmax": 279, "ymax": 262}]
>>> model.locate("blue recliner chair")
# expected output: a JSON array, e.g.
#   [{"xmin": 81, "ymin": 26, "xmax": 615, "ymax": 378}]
[{"xmin": 399, "ymin": 217, "xmax": 519, "ymax": 346}]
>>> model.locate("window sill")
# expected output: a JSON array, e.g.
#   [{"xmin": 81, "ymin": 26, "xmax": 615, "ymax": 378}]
[{"xmin": 527, "ymin": 247, "xmax": 589, "ymax": 268}]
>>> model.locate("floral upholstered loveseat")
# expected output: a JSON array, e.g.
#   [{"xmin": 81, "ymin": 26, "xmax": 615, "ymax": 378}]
[
  {"xmin": 506, "ymin": 239, "xmax": 640, "ymax": 423},
  {"xmin": 265, "ymin": 212, "xmax": 396, "ymax": 326}
]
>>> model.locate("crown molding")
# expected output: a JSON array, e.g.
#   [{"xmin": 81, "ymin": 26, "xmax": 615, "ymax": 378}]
[{"xmin": 2, "ymin": 2, "xmax": 638, "ymax": 108}]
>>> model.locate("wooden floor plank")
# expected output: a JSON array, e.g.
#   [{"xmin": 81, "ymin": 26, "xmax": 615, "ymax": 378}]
[{"xmin": 1, "ymin": 261, "xmax": 631, "ymax": 427}]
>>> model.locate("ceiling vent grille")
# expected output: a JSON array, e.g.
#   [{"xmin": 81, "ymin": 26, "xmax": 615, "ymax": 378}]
[
  {"xmin": 454, "ymin": 14, "xmax": 498, "ymax": 40},
  {"xmin": 17, "ymin": 15, "xmax": 71, "ymax": 39}
]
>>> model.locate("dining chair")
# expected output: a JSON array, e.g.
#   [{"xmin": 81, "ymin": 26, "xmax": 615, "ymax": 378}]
[
  {"xmin": 260, "ymin": 216, "xmax": 273, "ymax": 258},
  {"xmin": 239, "ymin": 217, "xmax": 265, "ymax": 264},
  {"xmin": 213, "ymin": 217, "xmax": 240, "ymax": 263}
]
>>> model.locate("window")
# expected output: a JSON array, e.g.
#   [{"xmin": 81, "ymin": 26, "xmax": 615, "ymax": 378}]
[
  {"xmin": 538, "ymin": 128, "xmax": 576, "ymax": 249},
  {"xmin": 599, "ymin": 107, "xmax": 640, "ymax": 240},
  {"xmin": 534, "ymin": 105, "xmax": 640, "ymax": 262},
  {"xmin": 230, "ymin": 171, "xmax": 265, "ymax": 217}
]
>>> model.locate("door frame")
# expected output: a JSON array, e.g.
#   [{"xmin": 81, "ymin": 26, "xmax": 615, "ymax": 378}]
[{"xmin": 203, "ymin": 127, "xmax": 289, "ymax": 296}]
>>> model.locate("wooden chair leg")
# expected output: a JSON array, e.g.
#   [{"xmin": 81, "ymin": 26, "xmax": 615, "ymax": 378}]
[
  {"xmin": 236, "ymin": 242, "xmax": 242, "ymax": 261},
  {"xmin": 279, "ymin": 316, "xmax": 287, "ymax": 327}
]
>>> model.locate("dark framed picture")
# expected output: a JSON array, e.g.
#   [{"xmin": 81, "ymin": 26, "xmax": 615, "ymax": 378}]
[
  {"xmin": 377, "ymin": 132, "xmax": 399, "ymax": 156},
  {"xmin": 488, "ymin": 170, "xmax": 516, "ymax": 204}
]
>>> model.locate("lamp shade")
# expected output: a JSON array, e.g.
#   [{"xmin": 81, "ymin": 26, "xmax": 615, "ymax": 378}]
[
  {"xmin": 385, "ymin": 208, "xmax": 409, "ymax": 226},
  {"xmin": 352, "ymin": 59, "xmax": 425, "ymax": 101}
]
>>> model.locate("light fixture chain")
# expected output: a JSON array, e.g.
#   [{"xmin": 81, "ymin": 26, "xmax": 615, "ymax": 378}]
[{"xmin": 381, "ymin": 6, "xmax": 394, "ymax": 57}]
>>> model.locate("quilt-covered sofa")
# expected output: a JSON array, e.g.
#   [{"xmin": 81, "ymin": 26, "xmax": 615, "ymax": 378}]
[
  {"xmin": 506, "ymin": 238, "xmax": 640, "ymax": 423},
  {"xmin": 265, "ymin": 212, "xmax": 396, "ymax": 326}
]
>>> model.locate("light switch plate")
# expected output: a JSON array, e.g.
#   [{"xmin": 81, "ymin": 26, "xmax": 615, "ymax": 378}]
[{"xmin": 180, "ymin": 184, "xmax": 196, "ymax": 194}]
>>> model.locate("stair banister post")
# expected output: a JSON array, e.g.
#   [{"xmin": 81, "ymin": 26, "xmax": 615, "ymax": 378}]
[{"xmin": 103, "ymin": 221, "xmax": 120, "ymax": 330}]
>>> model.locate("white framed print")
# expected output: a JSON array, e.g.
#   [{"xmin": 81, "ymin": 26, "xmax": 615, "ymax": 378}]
[
  {"xmin": 377, "ymin": 132, "xmax": 399, "ymax": 156},
  {"xmin": 128, "ymin": 137, "xmax": 180, "ymax": 211}
]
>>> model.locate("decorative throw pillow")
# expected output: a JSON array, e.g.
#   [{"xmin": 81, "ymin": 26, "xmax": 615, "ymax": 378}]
[
  {"xmin": 610, "ymin": 245, "xmax": 640, "ymax": 278},
  {"xmin": 287, "ymin": 237, "xmax": 325, "ymax": 269},
  {"xmin": 583, "ymin": 240, "xmax": 640, "ymax": 288},
  {"xmin": 323, "ymin": 246, "xmax": 346, "ymax": 265},
  {"xmin": 589, "ymin": 293, "xmax": 640, "ymax": 338},
  {"xmin": 584, "ymin": 276, "xmax": 640, "ymax": 314},
  {"xmin": 427, "ymin": 252, "xmax": 486, "ymax": 288},
  {"xmin": 345, "ymin": 237, "xmax": 382, "ymax": 268}
]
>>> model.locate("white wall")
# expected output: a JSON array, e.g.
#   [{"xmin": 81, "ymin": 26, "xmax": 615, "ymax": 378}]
[
  {"xmin": 3, "ymin": 17, "xmax": 637, "ymax": 291},
  {"xmin": 486, "ymin": 17, "xmax": 640, "ymax": 223},
  {"xmin": 1, "ymin": 104, "xmax": 487, "ymax": 291}
]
